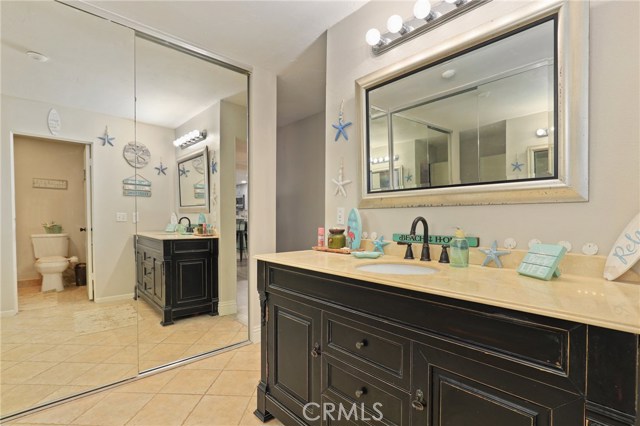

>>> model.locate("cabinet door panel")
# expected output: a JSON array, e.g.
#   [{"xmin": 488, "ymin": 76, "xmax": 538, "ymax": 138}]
[
  {"xmin": 152, "ymin": 258, "xmax": 164, "ymax": 304},
  {"xmin": 411, "ymin": 342, "xmax": 583, "ymax": 426},
  {"xmin": 268, "ymin": 295, "xmax": 321, "ymax": 425},
  {"xmin": 173, "ymin": 258, "xmax": 208, "ymax": 303}
]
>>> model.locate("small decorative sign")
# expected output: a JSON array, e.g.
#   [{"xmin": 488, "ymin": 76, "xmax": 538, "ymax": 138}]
[
  {"xmin": 393, "ymin": 233, "xmax": 480, "ymax": 248},
  {"xmin": 517, "ymin": 244, "xmax": 567, "ymax": 281},
  {"xmin": 47, "ymin": 109, "xmax": 61, "ymax": 135},
  {"xmin": 604, "ymin": 212, "xmax": 640, "ymax": 281},
  {"xmin": 123, "ymin": 175, "xmax": 151, "ymax": 197},
  {"xmin": 33, "ymin": 178, "xmax": 67, "ymax": 190},
  {"xmin": 194, "ymin": 182, "xmax": 205, "ymax": 199}
]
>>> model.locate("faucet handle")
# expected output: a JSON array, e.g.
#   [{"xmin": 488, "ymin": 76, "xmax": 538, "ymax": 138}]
[
  {"xmin": 420, "ymin": 243, "xmax": 431, "ymax": 262},
  {"xmin": 398, "ymin": 242, "xmax": 414, "ymax": 260}
]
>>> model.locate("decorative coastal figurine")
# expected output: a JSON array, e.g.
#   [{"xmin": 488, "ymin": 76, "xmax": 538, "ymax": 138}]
[
  {"xmin": 372, "ymin": 235, "xmax": 390, "ymax": 254},
  {"xmin": 604, "ymin": 212, "xmax": 640, "ymax": 280},
  {"xmin": 479, "ymin": 240, "xmax": 511, "ymax": 268},
  {"xmin": 332, "ymin": 159, "xmax": 352, "ymax": 197},
  {"xmin": 332, "ymin": 100, "xmax": 352, "ymax": 142},
  {"xmin": 346, "ymin": 208, "xmax": 362, "ymax": 249}
]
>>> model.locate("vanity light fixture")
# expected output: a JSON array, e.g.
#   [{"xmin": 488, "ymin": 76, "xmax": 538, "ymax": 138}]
[
  {"xmin": 173, "ymin": 129, "xmax": 207, "ymax": 149},
  {"xmin": 370, "ymin": 154, "xmax": 400, "ymax": 164},
  {"xmin": 366, "ymin": 0, "xmax": 491, "ymax": 56},
  {"xmin": 535, "ymin": 128, "xmax": 549, "ymax": 137}
]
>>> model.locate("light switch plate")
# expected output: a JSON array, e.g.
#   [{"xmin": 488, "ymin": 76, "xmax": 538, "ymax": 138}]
[
  {"xmin": 116, "ymin": 212, "xmax": 127, "ymax": 222},
  {"xmin": 336, "ymin": 207, "xmax": 345, "ymax": 225}
]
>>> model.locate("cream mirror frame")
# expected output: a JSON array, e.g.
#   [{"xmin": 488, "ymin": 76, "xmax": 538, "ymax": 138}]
[{"xmin": 357, "ymin": 0, "xmax": 588, "ymax": 208}]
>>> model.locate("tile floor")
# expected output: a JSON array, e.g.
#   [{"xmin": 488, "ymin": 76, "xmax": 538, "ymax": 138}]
[
  {"xmin": 1, "ymin": 275, "xmax": 249, "ymax": 418},
  {"xmin": 5, "ymin": 343, "xmax": 284, "ymax": 426}
]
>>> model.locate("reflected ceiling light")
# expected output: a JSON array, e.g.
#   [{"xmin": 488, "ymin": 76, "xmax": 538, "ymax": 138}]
[
  {"xmin": 441, "ymin": 69, "xmax": 456, "ymax": 79},
  {"xmin": 367, "ymin": 0, "xmax": 490, "ymax": 55},
  {"xmin": 535, "ymin": 128, "xmax": 549, "ymax": 137},
  {"xmin": 173, "ymin": 129, "xmax": 207, "ymax": 149},
  {"xmin": 370, "ymin": 154, "xmax": 400, "ymax": 164},
  {"xmin": 240, "ymin": 180, "xmax": 247, "ymax": 184},
  {"xmin": 26, "ymin": 50, "xmax": 49, "ymax": 62}
]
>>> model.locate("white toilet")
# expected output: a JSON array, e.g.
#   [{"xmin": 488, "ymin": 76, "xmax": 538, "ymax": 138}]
[{"xmin": 31, "ymin": 233, "xmax": 78, "ymax": 292}]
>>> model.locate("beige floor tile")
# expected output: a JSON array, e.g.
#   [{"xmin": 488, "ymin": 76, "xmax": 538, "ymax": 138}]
[
  {"xmin": 207, "ymin": 370, "xmax": 260, "ymax": 396},
  {"xmin": 161, "ymin": 330, "xmax": 206, "ymax": 345},
  {"xmin": 0, "ymin": 384, "xmax": 62, "ymax": 417},
  {"xmin": 239, "ymin": 403, "xmax": 284, "ymax": 426},
  {"xmin": 35, "ymin": 385, "xmax": 94, "ymax": 405},
  {"xmin": 159, "ymin": 369, "xmax": 221, "ymax": 394},
  {"xmin": 14, "ymin": 391, "xmax": 107, "ymax": 425},
  {"xmin": 226, "ymin": 350, "xmax": 260, "ymax": 371},
  {"xmin": 2, "ymin": 362, "xmax": 58, "ymax": 384},
  {"xmin": 236, "ymin": 342, "xmax": 260, "ymax": 353},
  {"xmin": 183, "ymin": 395, "xmax": 250, "ymax": 426},
  {"xmin": 74, "ymin": 392, "xmax": 154, "ymax": 425},
  {"xmin": 194, "ymin": 331, "xmax": 238, "ymax": 346},
  {"xmin": 1, "ymin": 344, "xmax": 56, "ymax": 361},
  {"xmin": 25, "ymin": 362, "xmax": 94, "ymax": 385},
  {"xmin": 28, "ymin": 344, "xmax": 87, "ymax": 362},
  {"xmin": 112, "ymin": 369, "xmax": 179, "ymax": 394},
  {"xmin": 184, "ymin": 351, "xmax": 234, "ymax": 370},
  {"xmin": 126, "ymin": 393, "xmax": 201, "ymax": 425},
  {"xmin": 67, "ymin": 345, "xmax": 124, "ymax": 363},
  {"xmin": 181, "ymin": 344, "xmax": 228, "ymax": 358},
  {"xmin": 139, "ymin": 343, "xmax": 188, "ymax": 361},
  {"xmin": 102, "ymin": 345, "xmax": 138, "ymax": 364},
  {"xmin": 69, "ymin": 363, "xmax": 137, "ymax": 386}
]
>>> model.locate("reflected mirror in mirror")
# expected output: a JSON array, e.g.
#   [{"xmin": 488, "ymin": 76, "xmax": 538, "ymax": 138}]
[
  {"xmin": 134, "ymin": 34, "xmax": 249, "ymax": 373},
  {"xmin": 367, "ymin": 17, "xmax": 556, "ymax": 193},
  {"xmin": 178, "ymin": 148, "xmax": 209, "ymax": 210},
  {"xmin": 1, "ymin": 0, "xmax": 137, "ymax": 419}
]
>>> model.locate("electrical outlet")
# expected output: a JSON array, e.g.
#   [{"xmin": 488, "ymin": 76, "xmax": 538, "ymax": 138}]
[
  {"xmin": 116, "ymin": 212, "xmax": 127, "ymax": 222},
  {"xmin": 337, "ymin": 207, "xmax": 345, "ymax": 225},
  {"xmin": 132, "ymin": 212, "xmax": 139, "ymax": 224}
]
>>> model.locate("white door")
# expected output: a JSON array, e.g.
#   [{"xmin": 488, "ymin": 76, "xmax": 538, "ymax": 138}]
[{"xmin": 84, "ymin": 145, "xmax": 94, "ymax": 300}]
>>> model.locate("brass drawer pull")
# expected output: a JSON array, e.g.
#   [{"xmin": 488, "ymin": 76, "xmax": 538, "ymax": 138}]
[
  {"xmin": 411, "ymin": 389, "xmax": 425, "ymax": 411},
  {"xmin": 355, "ymin": 387, "xmax": 367, "ymax": 398},
  {"xmin": 311, "ymin": 343, "xmax": 321, "ymax": 358},
  {"xmin": 355, "ymin": 339, "xmax": 367, "ymax": 349}
]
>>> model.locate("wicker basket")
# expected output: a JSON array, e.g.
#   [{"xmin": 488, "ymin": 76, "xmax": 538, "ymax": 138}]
[{"xmin": 44, "ymin": 224, "xmax": 63, "ymax": 234}]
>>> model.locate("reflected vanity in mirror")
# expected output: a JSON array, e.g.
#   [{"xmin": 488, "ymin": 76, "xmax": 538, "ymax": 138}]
[
  {"xmin": 358, "ymin": 0, "xmax": 588, "ymax": 207},
  {"xmin": 178, "ymin": 148, "xmax": 210, "ymax": 212}
]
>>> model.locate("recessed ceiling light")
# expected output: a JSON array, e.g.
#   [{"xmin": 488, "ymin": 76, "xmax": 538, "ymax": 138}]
[{"xmin": 26, "ymin": 51, "xmax": 49, "ymax": 63}]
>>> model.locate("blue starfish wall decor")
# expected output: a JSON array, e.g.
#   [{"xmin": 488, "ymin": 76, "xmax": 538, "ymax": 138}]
[
  {"xmin": 211, "ymin": 151, "xmax": 218, "ymax": 174},
  {"xmin": 511, "ymin": 160, "xmax": 524, "ymax": 172},
  {"xmin": 372, "ymin": 235, "xmax": 390, "ymax": 254},
  {"xmin": 155, "ymin": 162, "xmax": 167, "ymax": 176},
  {"xmin": 332, "ymin": 100, "xmax": 352, "ymax": 142},
  {"xmin": 98, "ymin": 126, "xmax": 115, "ymax": 147},
  {"xmin": 179, "ymin": 165, "xmax": 190, "ymax": 177},
  {"xmin": 405, "ymin": 172, "xmax": 413, "ymax": 182},
  {"xmin": 479, "ymin": 240, "xmax": 511, "ymax": 268}
]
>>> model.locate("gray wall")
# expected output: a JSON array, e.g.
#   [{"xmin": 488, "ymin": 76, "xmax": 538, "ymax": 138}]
[{"xmin": 277, "ymin": 112, "xmax": 326, "ymax": 252}]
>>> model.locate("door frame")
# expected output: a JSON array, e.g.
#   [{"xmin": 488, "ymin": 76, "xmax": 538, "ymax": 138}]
[{"xmin": 9, "ymin": 131, "xmax": 95, "ymax": 307}]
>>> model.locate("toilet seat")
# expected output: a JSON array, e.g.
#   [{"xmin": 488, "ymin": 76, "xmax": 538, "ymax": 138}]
[{"xmin": 36, "ymin": 256, "xmax": 68, "ymax": 263}]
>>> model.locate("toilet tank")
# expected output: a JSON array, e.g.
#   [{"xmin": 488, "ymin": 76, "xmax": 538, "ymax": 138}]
[{"xmin": 31, "ymin": 233, "xmax": 69, "ymax": 258}]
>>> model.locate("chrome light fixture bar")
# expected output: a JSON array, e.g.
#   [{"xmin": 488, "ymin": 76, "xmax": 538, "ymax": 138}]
[
  {"xmin": 366, "ymin": 0, "xmax": 491, "ymax": 56},
  {"xmin": 173, "ymin": 129, "xmax": 207, "ymax": 149}
]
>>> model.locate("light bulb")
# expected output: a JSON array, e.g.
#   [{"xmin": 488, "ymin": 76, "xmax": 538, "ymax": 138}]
[
  {"xmin": 387, "ymin": 15, "xmax": 404, "ymax": 34},
  {"xmin": 413, "ymin": 0, "xmax": 431, "ymax": 19},
  {"xmin": 365, "ymin": 28, "xmax": 382, "ymax": 46}
]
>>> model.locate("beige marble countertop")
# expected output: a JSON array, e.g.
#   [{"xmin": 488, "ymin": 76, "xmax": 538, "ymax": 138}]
[
  {"xmin": 255, "ymin": 250, "xmax": 640, "ymax": 334},
  {"xmin": 137, "ymin": 231, "xmax": 218, "ymax": 240}
]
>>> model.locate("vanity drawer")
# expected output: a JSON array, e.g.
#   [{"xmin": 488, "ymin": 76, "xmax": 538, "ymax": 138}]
[
  {"xmin": 322, "ymin": 355, "xmax": 409, "ymax": 426},
  {"xmin": 323, "ymin": 311, "xmax": 411, "ymax": 391}
]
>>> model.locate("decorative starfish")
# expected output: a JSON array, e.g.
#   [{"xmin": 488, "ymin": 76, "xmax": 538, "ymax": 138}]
[
  {"xmin": 98, "ymin": 126, "xmax": 115, "ymax": 147},
  {"xmin": 332, "ymin": 160, "xmax": 352, "ymax": 197},
  {"xmin": 405, "ymin": 172, "xmax": 413, "ymax": 182},
  {"xmin": 211, "ymin": 183, "xmax": 218, "ymax": 206},
  {"xmin": 372, "ymin": 235, "xmax": 390, "ymax": 254},
  {"xmin": 179, "ymin": 165, "xmax": 190, "ymax": 177},
  {"xmin": 332, "ymin": 100, "xmax": 352, "ymax": 142},
  {"xmin": 211, "ymin": 151, "xmax": 218, "ymax": 174},
  {"xmin": 511, "ymin": 161, "xmax": 524, "ymax": 172},
  {"xmin": 154, "ymin": 162, "xmax": 167, "ymax": 176},
  {"xmin": 479, "ymin": 240, "xmax": 511, "ymax": 268}
]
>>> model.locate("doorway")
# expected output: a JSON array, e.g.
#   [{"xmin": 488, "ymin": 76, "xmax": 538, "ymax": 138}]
[{"xmin": 13, "ymin": 134, "xmax": 94, "ymax": 303}]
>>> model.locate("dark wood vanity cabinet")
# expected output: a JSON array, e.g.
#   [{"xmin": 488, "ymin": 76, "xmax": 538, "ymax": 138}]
[
  {"xmin": 135, "ymin": 235, "xmax": 218, "ymax": 325},
  {"xmin": 256, "ymin": 262, "xmax": 640, "ymax": 426}
]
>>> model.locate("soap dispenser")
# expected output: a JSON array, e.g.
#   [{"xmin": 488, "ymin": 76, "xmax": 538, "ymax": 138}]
[{"xmin": 450, "ymin": 228, "xmax": 469, "ymax": 268}]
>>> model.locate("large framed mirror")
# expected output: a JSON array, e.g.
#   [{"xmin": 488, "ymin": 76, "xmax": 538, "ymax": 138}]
[
  {"xmin": 357, "ymin": 0, "xmax": 588, "ymax": 208},
  {"xmin": 177, "ymin": 148, "xmax": 210, "ymax": 212}
]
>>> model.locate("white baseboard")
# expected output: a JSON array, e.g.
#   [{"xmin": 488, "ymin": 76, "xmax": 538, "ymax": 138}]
[
  {"xmin": 250, "ymin": 325, "xmax": 261, "ymax": 343},
  {"xmin": 94, "ymin": 293, "xmax": 135, "ymax": 303},
  {"xmin": 218, "ymin": 300, "xmax": 238, "ymax": 316},
  {"xmin": 1, "ymin": 309, "xmax": 18, "ymax": 317}
]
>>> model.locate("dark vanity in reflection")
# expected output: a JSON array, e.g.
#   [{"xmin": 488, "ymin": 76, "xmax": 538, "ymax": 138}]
[{"xmin": 135, "ymin": 232, "xmax": 218, "ymax": 325}]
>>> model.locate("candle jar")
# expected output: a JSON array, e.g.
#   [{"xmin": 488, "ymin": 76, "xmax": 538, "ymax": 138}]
[{"xmin": 327, "ymin": 228, "xmax": 346, "ymax": 249}]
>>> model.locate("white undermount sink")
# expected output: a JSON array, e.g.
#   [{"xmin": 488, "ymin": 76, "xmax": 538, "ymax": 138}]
[{"xmin": 356, "ymin": 263, "xmax": 438, "ymax": 275}]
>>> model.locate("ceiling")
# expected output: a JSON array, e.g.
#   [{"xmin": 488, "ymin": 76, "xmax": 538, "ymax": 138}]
[{"xmin": 1, "ymin": 0, "xmax": 366, "ymax": 130}]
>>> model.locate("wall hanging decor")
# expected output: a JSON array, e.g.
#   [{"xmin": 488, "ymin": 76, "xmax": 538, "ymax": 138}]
[
  {"xmin": 33, "ymin": 178, "xmax": 68, "ymax": 190},
  {"xmin": 123, "ymin": 141, "xmax": 150, "ymax": 168},
  {"xmin": 604, "ymin": 212, "xmax": 640, "ymax": 280},
  {"xmin": 193, "ymin": 181, "xmax": 205, "ymax": 199},
  {"xmin": 179, "ymin": 164, "xmax": 190, "ymax": 177},
  {"xmin": 210, "ymin": 150, "xmax": 218, "ymax": 174},
  {"xmin": 122, "ymin": 175, "xmax": 151, "ymax": 197},
  {"xmin": 97, "ymin": 126, "xmax": 115, "ymax": 147},
  {"xmin": 332, "ymin": 159, "xmax": 352, "ymax": 197},
  {"xmin": 511, "ymin": 155, "xmax": 525, "ymax": 172},
  {"xmin": 47, "ymin": 108, "xmax": 61, "ymax": 135},
  {"xmin": 154, "ymin": 161, "xmax": 167, "ymax": 175},
  {"xmin": 332, "ymin": 100, "xmax": 352, "ymax": 142},
  {"xmin": 479, "ymin": 240, "xmax": 510, "ymax": 268}
]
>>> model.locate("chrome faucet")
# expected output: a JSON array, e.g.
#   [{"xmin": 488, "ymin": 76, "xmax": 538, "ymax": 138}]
[
  {"xmin": 178, "ymin": 216, "xmax": 193, "ymax": 232},
  {"xmin": 399, "ymin": 216, "xmax": 431, "ymax": 261}
]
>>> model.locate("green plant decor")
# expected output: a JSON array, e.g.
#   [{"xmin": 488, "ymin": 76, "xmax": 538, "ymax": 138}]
[{"xmin": 42, "ymin": 221, "xmax": 63, "ymax": 234}]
